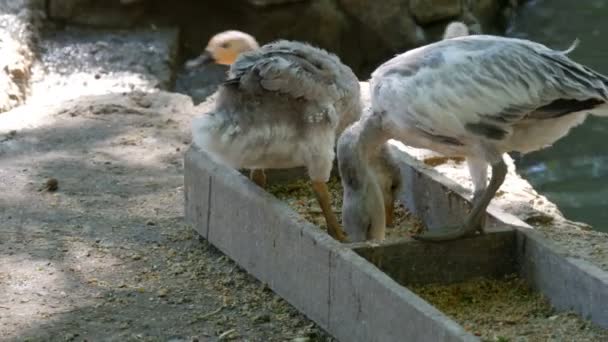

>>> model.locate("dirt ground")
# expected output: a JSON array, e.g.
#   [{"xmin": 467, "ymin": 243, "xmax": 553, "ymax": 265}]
[
  {"xmin": 0, "ymin": 13, "xmax": 335, "ymax": 340},
  {"xmin": 0, "ymin": 91, "xmax": 332, "ymax": 341}
]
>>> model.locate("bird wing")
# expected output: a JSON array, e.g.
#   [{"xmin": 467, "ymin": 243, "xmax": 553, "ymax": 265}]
[
  {"xmin": 224, "ymin": 40, "xmax": 350, "ymax": 103},
  {"xmin": 375, "ymin": 37, "xmax": 608, "ymax": 142}
]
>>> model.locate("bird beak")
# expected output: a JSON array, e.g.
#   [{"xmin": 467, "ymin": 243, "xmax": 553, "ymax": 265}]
[{"xmin": 185, "ymin": 51, "xmax": 214, "ymax": 69}]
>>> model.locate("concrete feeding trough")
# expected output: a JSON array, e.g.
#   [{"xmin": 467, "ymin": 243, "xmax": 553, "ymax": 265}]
[{"xmin": 184, "ymin": 142, "xmax": 608, "ymax": 342}]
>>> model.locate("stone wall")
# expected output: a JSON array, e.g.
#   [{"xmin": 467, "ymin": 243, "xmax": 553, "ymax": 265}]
[
  {"xmin": 0, "ymin": 0, "xmax": 517, "ymax": 113},
  {"xmin": 43, "ymin": 0, "xmax": 516, "ymax": 77}
]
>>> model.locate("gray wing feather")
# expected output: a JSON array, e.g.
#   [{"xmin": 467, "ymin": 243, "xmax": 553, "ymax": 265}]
[
  {"xmin": 393, "ymin": 37, "xmax": 608, "ymax": 141},
  {"xmin": 226, "ymin": 40, "xmax": 352, "ymax": 104},
  {"xmin": 480, "ymin": 43, "xmax": 608, "ymax": 122}
]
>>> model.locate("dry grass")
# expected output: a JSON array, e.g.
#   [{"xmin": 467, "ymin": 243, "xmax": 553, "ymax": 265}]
[
  {"xmin": 268, "ymin": 176, "xmax": 424, "ymax": 239},
  {"xmin": 411, "ymin": 275, "xmax": 608, "ymax": 342}
]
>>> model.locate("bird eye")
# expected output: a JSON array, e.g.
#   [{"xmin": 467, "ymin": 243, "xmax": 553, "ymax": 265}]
[{"xmin": 220, "ymin": 42, "xmax": 231, "ymax": 49}]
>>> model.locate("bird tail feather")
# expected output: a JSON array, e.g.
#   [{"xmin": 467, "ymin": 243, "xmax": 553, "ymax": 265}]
[
  {"xmin": 589, "ymin": 103, "xmax": 608, "ymax": 117},
  {"xmin": 553, "ymin": 38, "xmax": 608, "ymax": 117},
  {"xmin": 562, "ymin": 38, "xmax": 580, "ymax": 55}
]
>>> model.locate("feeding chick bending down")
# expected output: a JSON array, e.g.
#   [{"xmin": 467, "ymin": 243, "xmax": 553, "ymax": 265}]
[
  {"xmin": 190, "ymin": 35, "xmax": 361, "ymax": 242},
  {"xmin": 338, "ymin": 34, "xmax": 608, "ymax": 242},
  {"xmin": 337, "ymin": 22, "xmax": 471, "ymax": 242}
]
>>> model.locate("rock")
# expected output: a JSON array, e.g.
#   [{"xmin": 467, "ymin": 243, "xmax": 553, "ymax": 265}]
[
  {"xmin": 246, "ymin": 0, "xmax": 307, "ymax": 6},
  {"xmin": 253, "ymin": 313, "xmax": 271, "ymax": 324},
  {"xmin": 38, "ymin": 0, "xmax": 512, "ymax": 80},
  {"xmin": 410, "ymin": 0, "xmax": 462, "ymax": 24},
  {"xmin": 175, "ymin": 63, "xmax": 227, "ymax": 105},
  {"xmin": 0, "ymin": 0, "xmax": 42, "ymax": 113},
  {"xmin": 338, "ymin": 0, "xmax": 425, "ymax": 45},
  {"xmin": 29, "ymin": 26, "xmax": 178, "ymax": 104},
  {"xmin": 467, "ymin": 0, "xmax": 500, "ymax": 20},
  {"xmin": 0, "ymin": 0, "xmax": 44, "ymax": 13},
  {"xmin": 337, "ymin": 0, "xmax": 426, "ymax": 76},
  {"xmin": 465, "ymin": 0, "xmax": 503, "ymax": 31},
  {"xmin": 291, "ymin": 338, "xmax": 310, "ymax": 342},
  {"xmin": 47, "ymin": 0, "xmax": 146, "ymax": 28},
  {"xmin": 177, "ymin": 0, "xmax": 350, "ymax": 101},
  {"xmin": 459, "ymin": 10, "xmax": 483, "ymax": 35},
  {"xmin": 44, "ymin": 178, "xmax": 59, "ymax": 192},
  {"xmin": 250, "ymin": 0, "xmax": 348, "ymax": 59},
  {"xmin": 0, "ymin": 30, "xmax": 28, "ymax": 112}
]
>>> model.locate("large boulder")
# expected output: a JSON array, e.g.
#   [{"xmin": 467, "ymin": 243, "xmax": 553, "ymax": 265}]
[
  {"xmin": 409, "ymin": 0, "xmax": 462, "ymax": 24},
  {"xmin": 337, "ymin": 0, "xmax": 426, "ymax": 76},
  {"xmin": 466, "ymin": 0, "xmax": 503, "ymax": 31},
  {"xmin": 47, "ymin": 0, "xmax": 147, "ymax": 27},
  {"xmin": 247, "ymin": 0, "xmax": 307, "ymax": 5}
]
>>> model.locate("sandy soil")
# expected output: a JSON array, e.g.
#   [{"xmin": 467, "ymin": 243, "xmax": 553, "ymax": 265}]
[{"xmin": 0, "ymin": 92, "xmax": 331, "ymax": 341}]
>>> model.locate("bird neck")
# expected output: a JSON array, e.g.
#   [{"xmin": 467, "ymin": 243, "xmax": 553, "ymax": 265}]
[
  {"xmin": 360, "ymin": 114, "xmax": 392, "ymax": 239},
  {"xmin": 356, "ymin": 112, "xmax": 390, "ymax": 158},
  {"xmin": 338, "ymin": 113, "xmax": 389, "ymax": 239}
]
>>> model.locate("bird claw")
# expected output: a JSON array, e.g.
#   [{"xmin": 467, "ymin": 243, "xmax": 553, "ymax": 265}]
[{"xmin": 330, "ymin": 228, "xmax": 349, "ymax": 243}]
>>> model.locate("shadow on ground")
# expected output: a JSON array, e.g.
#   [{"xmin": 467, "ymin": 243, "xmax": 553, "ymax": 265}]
[{"xmin": 0, "ymin": 92, "xmax": 331, "ymax": 341}]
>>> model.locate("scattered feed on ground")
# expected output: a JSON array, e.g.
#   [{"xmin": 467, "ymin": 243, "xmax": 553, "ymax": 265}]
[
  {"xmin": 411, "ymin": 275, "xmax": 608, "ymax": 342},
  {"xmin": 268, "ymin": 176, "xmax": 425, "ymax": 240}
]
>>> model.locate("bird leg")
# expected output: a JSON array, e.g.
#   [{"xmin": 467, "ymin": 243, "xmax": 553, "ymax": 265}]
[
  {"xmin": 311, "ymin": 180, "xmax": 348, "ymax": 242},
  {"xmin": 413, "ymin": 157, "xmax": 507, "ymax": 242},
  {"xmin": 249, "ymin": 169, "xmax": 267, "ymax": 188},
  {"xmin": 385, "ymin": 192, "xmax": 395, "ymax": 227},
  {"xmin": 374, "ymin": 144, "xmax": 400, "ymax": 228},
  {"xmin": 469, "ymin": 190, "xmax": 487, "ymax": 230}
]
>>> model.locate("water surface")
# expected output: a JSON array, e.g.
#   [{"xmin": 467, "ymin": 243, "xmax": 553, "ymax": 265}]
[{"xmin": 508, "ymin": 0, "xmax": 608, "ymax": 231}]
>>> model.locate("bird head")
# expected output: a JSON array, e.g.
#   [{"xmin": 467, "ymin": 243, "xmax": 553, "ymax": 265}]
[
  {"xmin": 337, "ymin": 123, "xmax": 387, "ymax": 242},
  {"xmin": 442, "ymin": 21, "xmax": 470, "ymax": 40},
  {"xmin": 186, "ymin": 30, "xmax": 260, "ymax": 68}
]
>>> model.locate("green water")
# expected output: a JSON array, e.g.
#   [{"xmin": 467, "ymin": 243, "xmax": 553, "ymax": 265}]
[{"xmin": 507, "ymin": 0, "xmax": 608, "ymax": 231}]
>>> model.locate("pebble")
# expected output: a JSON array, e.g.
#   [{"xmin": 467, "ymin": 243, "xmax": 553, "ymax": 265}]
[
  {"xmin": 253, "ymin": 313, "xmax": 271, "ymax": 324},
  {"xmin": 45, "ymin": 178, "xmax": 59, "ymax": 192},
  {"xmin": 291, "ymin": 338, "xmax": 310, "ymax": 342}
]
